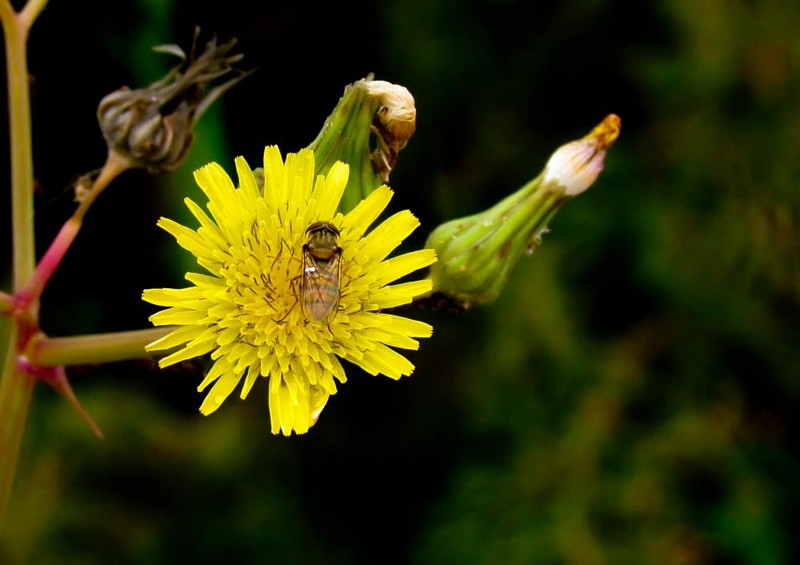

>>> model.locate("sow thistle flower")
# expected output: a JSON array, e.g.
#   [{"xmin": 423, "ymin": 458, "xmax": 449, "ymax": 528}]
[{"xmin": 142, "ymin": 146, "xmax": 436, "ymax": 435}]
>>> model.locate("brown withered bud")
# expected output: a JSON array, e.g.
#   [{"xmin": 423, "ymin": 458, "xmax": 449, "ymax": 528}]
[
  {"xmin": 365, "ymin": 80, "xmax": 416, "ymax": 183},
  {"xmin": 97, "ymin": 28, "xmax": 252, "ymax": 174}
]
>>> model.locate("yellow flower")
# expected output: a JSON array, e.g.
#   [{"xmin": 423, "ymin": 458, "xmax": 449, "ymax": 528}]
[{"xmin": 142, "ymin": 146, "xmax": 436, "ymax": 435}]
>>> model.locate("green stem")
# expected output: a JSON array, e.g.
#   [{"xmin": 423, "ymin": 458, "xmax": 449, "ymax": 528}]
[
  {"xmin": 1, "ymin": 2, "xmax": 36, "ymax": 288},
  {"xmin": 0, "ymin": 292, "xmax": 12, "ymax": 315},
  {"xmin": 17, "ymin": 0, "xmax": 47, "ymax": 31},
  {"xmin": 0, "ymin": 329, "xmax": 34, "ymax": 531},
  {"xmin": 29, "ymin": 327, "xmax": 174, "ymax": 367},
  {"xmin": 0, "ymin": 0, "xmax": 49, "ymax": 531}
]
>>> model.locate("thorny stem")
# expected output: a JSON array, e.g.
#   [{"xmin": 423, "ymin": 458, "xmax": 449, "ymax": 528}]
[{"xmin": 0, "ymin": 0, "xmax": 46, "ymax": 531}]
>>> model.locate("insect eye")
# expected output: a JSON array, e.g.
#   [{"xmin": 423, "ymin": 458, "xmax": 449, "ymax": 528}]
[{"xmin": 305, "ymin": 222, "xmax": 340, "ymax": 240}]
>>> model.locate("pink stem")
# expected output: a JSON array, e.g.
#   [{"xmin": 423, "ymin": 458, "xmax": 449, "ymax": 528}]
[{"xmin": 11, "ymin": 150, "xmax": 130, "ymax": 314}]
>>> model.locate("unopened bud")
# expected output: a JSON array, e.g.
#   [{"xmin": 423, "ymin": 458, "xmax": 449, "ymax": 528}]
[
  {"xmin": 543, "ymin": 113, "xmax": 621, "ymax": 196},
  {"xmin": 366, "ymin": 80, "xmax": 416, "ymax": 181},
  {"xmin": 306, "ymin": 75, "xmax": 417, "ymax": 212},
  {"xmin": 97, "ymin": 29, "xmax": 251, "ymax": 174},
  {"xmin": 426, "ymin": 114, "xmax": 620, "ymax": 309}
]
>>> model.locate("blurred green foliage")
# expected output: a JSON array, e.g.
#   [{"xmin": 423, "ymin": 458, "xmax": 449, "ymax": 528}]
[{"xmin": 1, "ymin": 0, "xmax": 799, "ymax": 564}]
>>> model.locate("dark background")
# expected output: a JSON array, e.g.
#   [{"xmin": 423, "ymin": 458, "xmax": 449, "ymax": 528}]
[{"xmin": 2, "ymin": 0, "xmax": 799, "ymax": 563}]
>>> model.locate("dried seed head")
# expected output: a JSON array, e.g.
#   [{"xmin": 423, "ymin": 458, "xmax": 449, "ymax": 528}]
[{"xmin": 97, "ymin": 29, "xmax": 252, "ymax": 174}]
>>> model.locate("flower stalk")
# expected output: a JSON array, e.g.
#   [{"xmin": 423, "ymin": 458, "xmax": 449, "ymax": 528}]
[
  {"xmin": 11, "ymin": 150, "xmax": 130, "ymax": 315},
  {"xmin": 1, "ymin": 0, "xmax": 37, "ymax": 287},
  {"xmin": 27, "ymin": 328, "xmax": 174, "ymax": 368}
]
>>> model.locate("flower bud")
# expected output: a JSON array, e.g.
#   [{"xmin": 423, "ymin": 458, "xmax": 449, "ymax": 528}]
[
  {"xmin": 366, "ymin": 79, "xmax": 417, "ymax": 181},
  {"xmin": 425, "ymin": 114, "xmax": 620, "ymax": 309},
  {"xmin": 97, "ymin": 29, "xmax": 251, "ymax": 174},
  {"xmin": 306, "ymin": 75, "xmax": 417, "ymax": 212},
  {"xmin": 543, "ymin": 113, "xmax": 621, "ymax": 195}
]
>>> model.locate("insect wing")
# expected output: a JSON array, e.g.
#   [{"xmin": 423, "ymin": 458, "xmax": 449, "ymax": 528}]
[{"xmin": 301, "ymin": 250, "xmax": 341, "ymax": 323}]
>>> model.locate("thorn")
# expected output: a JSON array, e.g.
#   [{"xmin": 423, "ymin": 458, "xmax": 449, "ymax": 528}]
[{"xmin": 17, "ymin": 357, "xmax": 104, "ymax": 438}]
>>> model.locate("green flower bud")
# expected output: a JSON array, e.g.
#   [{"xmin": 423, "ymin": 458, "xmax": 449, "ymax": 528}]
[
  {"xmin": 97, "ymin": 29, "xmax": 251, "ymax": 174},
  {"xmin": 426, "ymin": 114, "xmax": 621, "ymax": 309},
  {"xmin": 305, "ymin": 75, "xmax": 416, "ymax": 213}
]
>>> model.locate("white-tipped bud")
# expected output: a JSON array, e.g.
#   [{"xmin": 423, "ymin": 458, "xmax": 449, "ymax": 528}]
[
  {"xmin": 544, "ymin": 114, "xmax": 621, "ymax": 196},
  {"xmin": 366, "ymin": 80, "xmax": 417, "ymax": 142},
  {"xmin": 426, "ymin": 114, "xmax": 621, "ymax": 309},
  {"xmin": 307, "ymin": 76, "xmax": 418, "ymax": 211}
]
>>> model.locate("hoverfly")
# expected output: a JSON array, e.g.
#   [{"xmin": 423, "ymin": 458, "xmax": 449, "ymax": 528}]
[{"xmin": 300, "ymin": 221, "xmax": 343, "ymax": 324}]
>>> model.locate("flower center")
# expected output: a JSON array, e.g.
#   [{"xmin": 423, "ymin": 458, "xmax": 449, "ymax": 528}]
[{"xmin": 215, "ymin": 221, "xmax": 309, "ymax": 345}]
